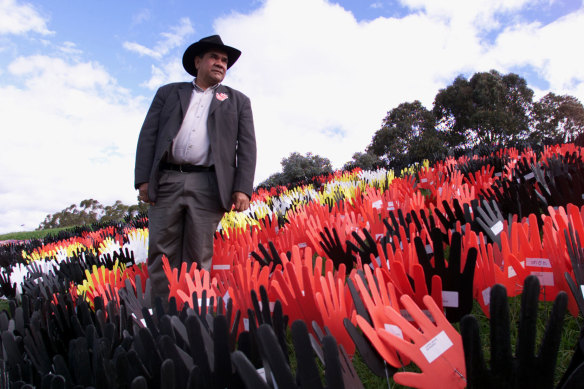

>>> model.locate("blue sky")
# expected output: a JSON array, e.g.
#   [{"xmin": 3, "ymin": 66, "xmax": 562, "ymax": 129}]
[{"xmin": 1, "ymin": 0, "xmax": 583, "ymax": 233}]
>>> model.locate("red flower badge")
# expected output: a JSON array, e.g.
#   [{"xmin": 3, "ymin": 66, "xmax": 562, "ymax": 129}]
[{"xmin": 216, "ymin": 92, "xmax": 228, "ymax": 101}]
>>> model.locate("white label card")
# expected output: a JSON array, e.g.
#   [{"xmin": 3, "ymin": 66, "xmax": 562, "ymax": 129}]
[
  {"xmin": 258, "ymin": 301, "xmax": 276, "ymax": 312},
  {"xmin": 298, "ymin": 242, "xmax": 307, "ymax": 248},
  {"xmin": 256, "ymin": 367, "xmax": 267, "ymax": 382},
  {"xmin": 531, "ymin": 271, "xmax": 554, "ymax": 286},
  {"xmin": 420, "ymin": 330, "xmax": 453, "ymax": 363},
  {"xmin": 376, "ymin": 233, "xmax": 385, "ymax": 241},
  {"xmin": 213, "ymin": 264, "xmax": 230, "ymax": 270},
  {"xmin": 384, "ymin": 324, "xmax": 404, "ymax": 339},
  {"xmin": 508, "ymin": 266, "xmax": 517, "ymax": 278},
  {"xmin": 524, "ymin": 172, "xmax": 535, "ymax": 180},
  {"xmin": 425, "ymin": 244, "xmax": 433, "ymax": 254},
  {"xmin": 421, "ymin": 178, "xmax": 428, "ymax": 183},
  {"xmin": 442, "ymin": 291, "xmax": 459, "ymax": 308},
  {"xmin": 372, "ymin": 200, "xmax": 383, "ymax": 209},
  {"xmin": 525, "ymin": 258, "xmax": 551, "ymax": 268},
  {"xmin": 482, "ymin": 287, "xmax": 491, "ymax": 306},
  {"xmin": 243, "ymin": 318, "xmax": 249, "ymax": 331},
  {"xmin": 581, "ymin": 285, "xmax": 584, "ymax": 299},
  {"xmin": 491, "ymin": 220, "xmax": 504, "ymax": 236}
]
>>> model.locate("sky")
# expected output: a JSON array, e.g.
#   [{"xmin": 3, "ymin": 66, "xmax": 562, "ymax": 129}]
[{"xmin": 0, "ymin": 0, "xmax": 583, "ymax": 234}]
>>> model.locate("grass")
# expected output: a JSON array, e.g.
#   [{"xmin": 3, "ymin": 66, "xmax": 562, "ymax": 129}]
[
  {"xmin": 0, "ymin": 299, "xmax": 8, "ymax": 313},
  {"xmin": 0, "ymin": 293, "xmax": 581, "ymax": 387},
  {"xmin": 0, "ymin": 226, "xmax": 77, "ymax": 242},
  {"xmin": 348, "ymin": 298, "xmax": 581, "ymax": 388}
]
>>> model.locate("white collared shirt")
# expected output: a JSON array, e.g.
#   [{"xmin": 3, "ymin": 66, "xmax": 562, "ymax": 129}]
[{"xmin": 170, "ymin": 81, "xmax": 218, "ymax": 166}]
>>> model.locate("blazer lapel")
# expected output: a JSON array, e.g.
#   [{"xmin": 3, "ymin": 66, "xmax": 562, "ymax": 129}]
[{"xmin": 179, "ymin": 83, "xmax": 193, "ymax": 118}]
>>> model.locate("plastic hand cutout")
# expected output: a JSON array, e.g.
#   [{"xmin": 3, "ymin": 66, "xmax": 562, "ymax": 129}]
[
  {"xmin": 474, "ymin": 199, "xmax": 506, "ymax": 246},
  {"xmin": 346, "ymin": 228, "xmax": 379, "ymax": 266},
  {"xmin": 318, "ymin": 226, "xmax": 357, "ymax": 270},
  {"xmin": 564, "ymin": 225, "xmax": 584, "ymax": 316},
  {"xmin": 314, "ymin": 270, "xmax": 355, "ymax": 356},
  {"xmin": 414, "ymin": 229, "xmax": 478, "ymax": 322},
  {"xmin": 460, "ymin": 275, "xmax": 568, "ymax": 389},
  {"xmin": 376, "ymin": 294, "xmax": 467, "ymax": 389},
  {"xmin": 250, "ymin": 241, "xmax": 283, "ymax": 268}
]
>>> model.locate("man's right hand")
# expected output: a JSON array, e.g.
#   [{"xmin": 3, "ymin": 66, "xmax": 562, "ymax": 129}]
[{"xmin": 138, "ymin": 183, "xmax": 154, "ymax": 205}]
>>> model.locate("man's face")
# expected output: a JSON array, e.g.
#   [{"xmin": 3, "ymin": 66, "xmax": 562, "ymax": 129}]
[{"xmin": 195, "ymin": 49, "xmax": 228, "ymax": 88}]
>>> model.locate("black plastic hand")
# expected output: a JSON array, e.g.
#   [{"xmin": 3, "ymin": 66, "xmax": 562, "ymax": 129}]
[
  {"xmin": 564, "ymin": 227, "xmax": 584, "ymax": 316},
  {"xmin": 250, "ymin": 285, "xmax": 288, "ymax": 350},
  {"xmin": 346, "ymin": 228, "xmax": 379, "ymax": 265},
  {"xmin": 343, "ymin": 277, "xmax": 395, "ymax": 378},
  {"xmin": 0, "ymin": 270, "xmax": 16, "ymax": 299},
  {"xmin": 434, "ymin": 199, "xmax": 471, "ymax": 236},
  {"xmin": 113, "ymin": 247, "xmax": 136, "ymax": 266},
  {"xmin": 231, "ymin": 350, "xmax": 271, "ymax": 389},
  {"xmin": 318, "ymin": 226, "xmax": 357, "ymax": 270},
  {"xmin": 461, "ymin": 275, "xmax": 568, "ymax": 389},
  {"xmin": 250, "ymin": 241, "xmax": 282, "ymax": 268},
  {"xmin": 311, "ymin": 320, "xmax": 364, "ymax": 389},
  {"xmin": 473, "ymin": 199, "xmax": 505, "ymax": 246},
  {"xmin": 414, "ymin": 229, "xmax": 477, "ymax": 322}
]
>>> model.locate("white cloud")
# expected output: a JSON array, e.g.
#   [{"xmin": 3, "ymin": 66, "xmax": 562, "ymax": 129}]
[
  {"xmin": 205, "ymin": 0, "xmax": 584, "ymax": 186},
  {"xmin": 0, "ymin": 0, "xmax": 52, "ymax": 35},
  {"xmin": 123, "ymin": 17, "xmax": 195, "ymax": 59},
  {"xmin": 483, "ymin": 8, "xmax": 584, "ymax": 99},
  {"xmin": 212, "ymin": 0, "xmax": 478, "ymax": 183},
  {"xmin": 132, "ymin": 9, "xmax": 151, "ymax": 26},
  {"xmin": 142, "ymin": 60, "xmax": 186, "ymax": 90},
  {"xmin": 0, "ymin": 56, "xmax": 147, "ymax": 233},
  {"xmin": 398, "ymin": 0, "xmax": 535, "ymax": 30},
  {"xmin": 2, "ymin": 0, "xmax": 583, "ymax": 234},
  {"xmin": 58, "ymin": 41, "xmax": 82, "ymax": 56},
  {"xmin": 123, "ymin": 41, "xmax": 162, "ymax": 59}
]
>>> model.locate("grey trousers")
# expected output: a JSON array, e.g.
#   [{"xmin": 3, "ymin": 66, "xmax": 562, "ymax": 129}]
[{"xmin": 147, "ymin": 170, "xmax": 225, "ymax": 304}]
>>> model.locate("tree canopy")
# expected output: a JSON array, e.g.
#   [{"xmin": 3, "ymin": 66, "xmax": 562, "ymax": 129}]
[
  {"xmin": 367, "ymin": 100, "xmax": 445, "ymax": 166},
  {"xmin": 433, "ymin": 70, "xmax": 534, "ymax": 148},
  {"xmin": 365, "ymin": 70, "xmax": 583, "ymax": 169},
  {"xmin": 258, "ymin": 152, "xmax": 333, "ymax": 188},
  {"xmin": 530, "ymin": 92, "xmax": 584, "ymax": 144},
  {"xmin": 38, "ymin": 199, "xmax": 147, "ymax": 230}
]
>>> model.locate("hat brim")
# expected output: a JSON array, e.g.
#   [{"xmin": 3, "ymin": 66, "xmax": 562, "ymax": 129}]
[{"xmin": 182, "ymin": 42, "xmax": 241, "ymax": 77}]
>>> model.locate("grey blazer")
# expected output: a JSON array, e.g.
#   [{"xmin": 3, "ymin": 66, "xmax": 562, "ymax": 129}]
[{"xmin": 134, "ymin": 82, "xmax": 257, "ymax": 211}]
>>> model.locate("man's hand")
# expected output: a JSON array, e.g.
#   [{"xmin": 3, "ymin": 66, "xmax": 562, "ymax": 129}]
[
  {"xmin": 231, "ymin": 191, "xmax": 250, "ymax": 212},
  {"xmin": 138, "ymin": 183, "xmax": 154, "ymax": 205}
]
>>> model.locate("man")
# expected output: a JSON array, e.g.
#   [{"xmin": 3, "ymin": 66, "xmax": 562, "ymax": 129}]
[{"xmin": 134, "ymin": 35, "xmax": 256, "ymax": 304}]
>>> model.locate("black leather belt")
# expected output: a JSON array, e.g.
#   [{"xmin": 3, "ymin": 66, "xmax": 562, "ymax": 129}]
[{"xmin": 160, "ymin": 162, "xmax": 215, "ymax": 172}]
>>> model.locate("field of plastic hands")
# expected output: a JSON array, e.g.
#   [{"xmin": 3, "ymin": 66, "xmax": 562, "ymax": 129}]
[{"xmin": 2, "ymin": 142, "xmax": 584, "ymax": 388}]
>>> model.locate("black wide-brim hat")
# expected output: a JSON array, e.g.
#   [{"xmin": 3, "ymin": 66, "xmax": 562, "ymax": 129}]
[{"xmin": 182, "ymin": 35, "xmax": 241, "ymax": 77}]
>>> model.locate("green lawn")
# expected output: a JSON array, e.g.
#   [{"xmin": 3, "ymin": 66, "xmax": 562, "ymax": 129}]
[
  {"xmin": 0, "ymin": 295, "xmax": 580, "ymax": 388},
  {"xmin": 0, "ymin": 226, "xmax": 77, "ymax": 242}
]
